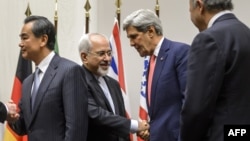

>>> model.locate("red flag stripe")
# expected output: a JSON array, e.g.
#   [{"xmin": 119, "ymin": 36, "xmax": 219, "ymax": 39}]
[
  {"xmin": 4, "ymin": 51, "xmax": 32, "ymax": 141},
  {"xmin": 112, "ymin": 21, "xmax": 126, "ymax": 94},
  {"xmin": 108, "ymin": 18, "xmax": 133, "ymax": 141},
  {"xmin": 11, "ymin": 77, "xmax": 22, "ymax": 106},
  {"xmin": 139, "ymin": 106, "xmax": 148, "ymax": 120}
]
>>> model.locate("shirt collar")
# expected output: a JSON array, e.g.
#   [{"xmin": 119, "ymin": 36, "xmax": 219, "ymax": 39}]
[
  {"xmin": 153, "ymin": 37, "xmax": 164, "ymax": 57},
  {"xmin": 37, "ymin": 51, "xmax": 55, "ymax": 74},
  {"xmin": 207, "ymin": 10, "xmax": 232, "ymax": 28}
]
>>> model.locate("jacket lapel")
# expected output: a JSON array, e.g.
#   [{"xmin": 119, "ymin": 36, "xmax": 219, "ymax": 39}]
[
  {"xmin": 103, "ymin": 76, "xmax": 119, "ymax": 114},
  {"xmin": 29, "ymin": 55, "xmax": 59, "ymax": 126},
  {"xmin": 22, "ymin": 74, "xmax": 34, "ymax": 125},
  {"xmin": 92, "ymin": 79, "xmax": 114, "ymax": 112},
  {"xmin": 149, "ymin": 38, "xmax": 170, "ymax": 115},
  {"xmin": 84, "ymin": 67, "xmax": 114, "ymax": 113}
]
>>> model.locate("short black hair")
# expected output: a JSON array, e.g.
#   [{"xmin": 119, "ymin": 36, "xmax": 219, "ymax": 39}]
[{"xmin": 24, "ymin": 16, "xmax": 56, "ymax": 50}]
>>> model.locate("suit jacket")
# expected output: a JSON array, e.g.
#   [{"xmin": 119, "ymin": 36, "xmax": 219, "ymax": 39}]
[
  {"xmin": 0, "ymin": 101, "xmax": 7, "ymax": 123},
  {"xmin": 147, "ymin": 38, "xmax": 189, "ymax": 141},
  {"xmin": 83, "ymin": 66, "xmax": 130, "ymax": 141},
  {"xmin": 10, "ymin": 54, "xmax": 88, "ymax": 141},
  {"xmin": 181, "ymin": 13, "xmax": 250, "ymax": 141}
]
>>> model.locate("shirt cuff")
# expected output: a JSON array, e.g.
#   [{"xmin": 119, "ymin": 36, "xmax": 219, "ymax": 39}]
[
  {"xmin": 4, "ymin": 103, "xmax": 9, "ymax": 114},
  {"xmin": 130, "ymin": 119, "xmax": 138, "ymax": 133}
]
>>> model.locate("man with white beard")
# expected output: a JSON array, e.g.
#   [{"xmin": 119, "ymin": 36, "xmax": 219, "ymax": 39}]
[{"xmin": 78, "ymin": 33, "xmax": 149, "ymax": 141}]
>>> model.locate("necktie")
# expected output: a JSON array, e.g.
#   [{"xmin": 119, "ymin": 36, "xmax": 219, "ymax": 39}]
[
  {"xmin": 98, "ymin": 77, "xmax": 116, "ymax": 114},
  {"xmin": 147, "ymin": 55, "xmax": 156, "ymax": 106},
  {"xmin": 31, "ymin": 67, "xmax": 41, "ymax": 111}
]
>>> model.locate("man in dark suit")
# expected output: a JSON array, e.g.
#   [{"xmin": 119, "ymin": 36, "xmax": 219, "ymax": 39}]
[
  {"xmin": 123, "ymin": 9, "xmax": 190, "ymax": 141},
  {"xmin": 78, "ymin": 33, "xmax": 149, "ymax": 141},
  {"xmin": 181, "ymin": 1, "xmax": 250, "ymax": 141},
  {"xmin": 0, "ymin": 101, "xmax": 18, "ymax": 123},
  {"xmin": 0, "ymin": 101, "xmax": 7, "ymax": 123},
  {"xmin": 9, "ymin": 16, "xmax": 88, "ymax": 141}
]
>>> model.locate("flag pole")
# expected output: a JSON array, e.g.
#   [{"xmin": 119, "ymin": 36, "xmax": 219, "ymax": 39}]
[
  {"xmin": 54, "ymin": 0, "xmax": 59, "ymax": 53},
  {"xmin": 115, "ymin": 0, "xmax": 121, "ymax": 29},
  {"xmin": 155, "ymin": 0, "xmax": 160, "ymax": 17},
  {"xmin": 84, "ymin": 0, "xmax": 91, "ymax": 34},
  {"xmin": 54, "ymin": 0, "xmax": 58, "ymax": 34},
  {"xmin": 25, "ymin": 3, "xmax": 32, "ymax": 17}
]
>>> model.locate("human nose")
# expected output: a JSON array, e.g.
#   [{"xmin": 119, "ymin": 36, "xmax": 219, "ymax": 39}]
[
  {"xmin": 130, "ymin": 39, "xmax": 135, "ymax": 47},
  {"xmin": 101, "ymin": 51, "xmax": 112, "ymax": 58},
  {"xmin": 19, "ymin": 41, "xmax": 23, "ymax": 48},
  {"xmin": 103, "ymin": 53, "xmax": 112, "ymax": 59},
  {"xmin": 103, "ymin": 55, "xmax": 112, "ymax": 63}
]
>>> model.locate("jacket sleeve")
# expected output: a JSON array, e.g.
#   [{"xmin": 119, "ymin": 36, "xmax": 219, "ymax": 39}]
[
  {"xmin": 0, "ymin": 102, "xmax": 7, "ymax": 123},
  {"xmin": 181, "ymin": 32, "xmax": 224, "ymax": 141},
  {"xmin": 88, "ymin": 86, "xmax": 131, "ymax": 138}
]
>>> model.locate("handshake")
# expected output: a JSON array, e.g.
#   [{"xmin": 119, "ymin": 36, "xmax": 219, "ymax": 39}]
[
  {"xmin": 5, "ymin": 100, "xmax": 20, "ymax": 123},
  {"xmin": 137, "ymin": 120, "xmax": 150, "ymax": 140}
]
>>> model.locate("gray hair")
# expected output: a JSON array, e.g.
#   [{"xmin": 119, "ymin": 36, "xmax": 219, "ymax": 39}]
[
  {"xmin": 192, "ymin": 0, "xmax": 233, "ymax": 11},
  {"xmin": 78, "ymin": 33, "xmax": 109, "ymax": 54},
  {"xmin": 123, "ymin": 9, "xmax": 163, "ymax": 36},
  {"xmin": 78, "ymin": 33, "xmax": 92, "ymax": 54}
]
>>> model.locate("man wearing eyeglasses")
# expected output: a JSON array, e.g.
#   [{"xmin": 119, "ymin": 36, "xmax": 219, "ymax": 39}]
[{"xmin": 78, "ymin": 33, "xmax": 149, "ymax": 141}]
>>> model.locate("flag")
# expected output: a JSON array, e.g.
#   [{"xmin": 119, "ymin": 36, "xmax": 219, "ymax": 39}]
[
  {"xmin": 54, "ymin": 34, "xmax": 59, "ymax": 54},
  {"xmin": 3, "ymin": 51, "xmax": 32, "ymax": 141},
  {"xmin": 108, "ymin": 18, "xmax": 133, "ymax": 140},
  {"xmin": 137, "ymin": 56, "xmax": 150, "ymax": 141}
]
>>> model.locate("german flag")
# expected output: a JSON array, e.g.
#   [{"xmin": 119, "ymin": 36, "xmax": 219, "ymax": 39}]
[{"xmin": 3, "ymin": 50, "xmax": 32, "ymax": 141}]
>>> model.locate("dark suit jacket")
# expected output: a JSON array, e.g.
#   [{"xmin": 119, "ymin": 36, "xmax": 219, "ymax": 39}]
[
  {"xmin": 10, "ymin": 54, "xmax": 88, "ymax": 141},
  {"xmin": 181, "ymin": 13, "xmax": 250, "ymax": 141},
  {"xmin": 0, "ymin": 101, "xmax": 7, "ymax": 123},
  {"xmin": 147, "ymin": 38, "xmax": 189, "ymax": 141},
  {"xmin": 83, "ymin": 66, "xmax": 130, "ymax": 141}
]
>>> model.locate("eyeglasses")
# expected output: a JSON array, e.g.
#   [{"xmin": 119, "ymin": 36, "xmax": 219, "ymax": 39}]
[{"xmin": 88, "ymin": 50, "xmax": 113, "ymax": 57}]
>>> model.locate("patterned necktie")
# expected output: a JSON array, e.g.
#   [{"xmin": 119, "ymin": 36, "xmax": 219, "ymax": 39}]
[
  {"xmin": 147, "ymin": 55, "xmax": 156, "ymax": 106},
  {"xmin": 31, "ymin": 67, "xmax": 40, "ymax": 111}
]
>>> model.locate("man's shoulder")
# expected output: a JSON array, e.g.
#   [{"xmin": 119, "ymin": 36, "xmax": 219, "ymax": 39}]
[
  {"xmin": 164, "ymin": 38, "xmax": 190, "ymax": 49},
  {"xmin": 53, "ymin": 55, "xmax": 80, "ymax": 67}
]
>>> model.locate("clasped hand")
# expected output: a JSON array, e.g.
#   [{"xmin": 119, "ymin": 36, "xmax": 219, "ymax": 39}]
[
  {"xmin": 6, "ymin": 100, "xmax": 19, "ymax": 123},
  {"xmin": 137, "ymin": 120, "xmax": 150, "ymax": 140}
]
